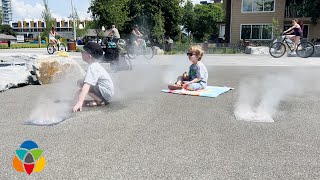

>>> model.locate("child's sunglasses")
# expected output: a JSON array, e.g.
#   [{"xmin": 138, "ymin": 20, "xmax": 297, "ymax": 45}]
[{"xmin": 187, "ymin": 52, "xmax": 195, "ymax": 56}]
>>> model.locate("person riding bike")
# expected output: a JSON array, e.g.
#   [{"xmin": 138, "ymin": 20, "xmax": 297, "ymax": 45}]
[
  {"xmin": 49, "ymin": 27, "xmax": 61, "ymax": 49},
  {"xmin": 108, "ymin": 25, "xmax": 121, "ymax": 44},
  {"xmin": 283, "ymin": 18, "xmax": 303, "ymax": 52},
  {"xmin": 131, "ymin": 25, "xmax": 144, "ymax": 48}
]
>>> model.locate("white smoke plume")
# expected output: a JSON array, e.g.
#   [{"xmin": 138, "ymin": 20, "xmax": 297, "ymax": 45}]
[
  {"xmin": 234, "ymin": 69, "xmax": 320, "ymax": 122},
  {"xmin": 26, "ymin": 58, "xmax": 84, "ymax": 126}
]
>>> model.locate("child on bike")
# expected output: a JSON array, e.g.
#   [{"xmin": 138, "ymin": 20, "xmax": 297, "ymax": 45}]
[
  {"xmin": 73, "ymin": 42, "xmax": 114, "ymax": 112},
  {"xmin": 49, "ymin": 27, "xmax": 59, "ymax": 45},
  {"xmin": 168, "ymin": 45, "xmax": 208, "ymax": 91}
]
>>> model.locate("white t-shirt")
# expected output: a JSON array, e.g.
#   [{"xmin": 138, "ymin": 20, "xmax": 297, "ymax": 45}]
[
  {"xmin": 84, "ymin": 62, "xmax": 114, "ymax": 99},
  {"xmin": 111, "ymin": 28, "xmax": 120, "ymax": 38}
]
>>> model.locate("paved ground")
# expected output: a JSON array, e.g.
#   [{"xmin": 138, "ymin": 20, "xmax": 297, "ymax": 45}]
[{"xmin": 1, "ymin": 49, "xmax": 320, "ymax": 179}]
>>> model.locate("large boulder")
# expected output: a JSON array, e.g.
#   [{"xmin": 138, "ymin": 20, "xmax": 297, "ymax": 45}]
[
  {"xmin": 0, "ymin": 63, "xmax": 31, "ymax": 92},
  {"xmin": 32, "ymin": 56, "xmax": 84, "ymax": 85}
]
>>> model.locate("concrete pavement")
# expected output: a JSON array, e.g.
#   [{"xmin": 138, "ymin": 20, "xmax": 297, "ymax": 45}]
[{"xmin": 0, "ymin": 50, "xmax": 320, "ymax": 179}]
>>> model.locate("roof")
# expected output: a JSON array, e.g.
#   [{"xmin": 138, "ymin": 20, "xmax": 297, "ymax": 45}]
[
  {"xmin": 0, "ymin": 34, "xmax": 16, "ymax": 40},
  {"xmin": 85, "ymin": 29, "xmax": 112, "ymax": 37}
]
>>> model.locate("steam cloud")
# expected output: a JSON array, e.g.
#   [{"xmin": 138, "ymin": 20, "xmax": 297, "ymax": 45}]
[
  {"xmin": 26, "ymin": 58, "xmax": 84, "ymax": 126},
  {"xmin": 234, "ymin": 69, "xmax": 320, "ymax": 122}
]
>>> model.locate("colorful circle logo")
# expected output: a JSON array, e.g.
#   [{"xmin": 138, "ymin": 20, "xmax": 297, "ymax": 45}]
[{"xmin": 13, "ymin": 140, "xmax": 46, "ymax": 175}]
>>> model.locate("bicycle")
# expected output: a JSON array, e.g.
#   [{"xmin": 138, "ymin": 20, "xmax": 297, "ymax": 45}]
[
  {"xmin": 47, "ymin": 36, "xmax": 67, "ymax": 54},
  {"xmin": 125, "ymin": 37, "xmax": 154, "ymax": 60},
  {"xmin": 269, "ymin": 34, "xmax": 314, "ymax": 58}
]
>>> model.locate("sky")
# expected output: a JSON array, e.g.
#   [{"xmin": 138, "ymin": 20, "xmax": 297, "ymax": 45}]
[{"xmin": 2, "ymin": 0, "xmax": 205, "ymax": 21}]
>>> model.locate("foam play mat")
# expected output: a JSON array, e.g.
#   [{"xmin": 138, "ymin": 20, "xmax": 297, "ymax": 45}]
[{"xmin": 162, "ymin": 86, "xmax": 233, "ymax": 98}]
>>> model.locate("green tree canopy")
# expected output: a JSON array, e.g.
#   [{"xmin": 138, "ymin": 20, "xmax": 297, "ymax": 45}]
[
  {"xmin": 0, "ymin": 24, "xmax": 16, "ymax": 36},
  {"xmin": 41, "ymin": 0, "xmax": 55, "ymax": 39},
  {"xmin": 181, "ymin": 0, "xmax": 195, "ymax": 42},
  {"xmin": 181, "ymin": 2, "xmax": 224, "ymax": 42},
  {"xmin": 303, "ymin": 0, "xmax": 320, "ymax": 23},
  {"xmin": 89, "ymin": 0, "xmax": 129, "ymax": 30},
  {"xmin": 89, "ymin": 0, "xmax": 182, "ymax": 43}
]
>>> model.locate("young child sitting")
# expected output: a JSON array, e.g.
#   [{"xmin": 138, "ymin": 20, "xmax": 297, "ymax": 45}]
[
  {"xmin": 168, "ymin": 45, "xmax": 208, "ymax": 91},
  {"xmin": 73, "ymin": 42, "xmax": 114, "ymax": 112}
]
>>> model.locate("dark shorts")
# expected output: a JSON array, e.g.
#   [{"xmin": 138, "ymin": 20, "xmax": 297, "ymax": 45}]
[
  {"xmin": 294, "ymin": 31, "xmax": 302, "ymax": 37},
  {"xmin": 77, "ymin": 79, "xmax": 106, "ymax": 102}
]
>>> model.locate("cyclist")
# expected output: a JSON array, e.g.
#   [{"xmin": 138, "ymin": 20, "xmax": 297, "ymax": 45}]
[
  {"xmin": 49, "ymin": 27, "xmax": 61, "ymax": 49},
  {"xmin": 131, "ymin": 25, "xmax": 144, "ymax": 48},
  {"xmin": 108, "ymin": 25, "xmax": 120, "ymax": 44},
  {"xmin": 283, "ymin": 18, "xmax": 303, "ymax": 52}
]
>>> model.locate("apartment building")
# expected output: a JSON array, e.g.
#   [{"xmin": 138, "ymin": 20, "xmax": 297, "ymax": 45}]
[
  {"xmin": 1, "ymin": 0, "xmax": 13, "ymax": 24},
  {"xmin": 224, "ymin": 0, "xmax": 320, "ymax": 43},
  {"xmin": 10, "ymin": 18, "xmax": 88, "ymax": 40}
]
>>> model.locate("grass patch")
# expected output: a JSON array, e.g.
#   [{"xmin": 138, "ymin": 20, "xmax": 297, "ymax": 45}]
[{"xmin": 0, "ymin": 43, "xmax": 48, "ymax": 49}]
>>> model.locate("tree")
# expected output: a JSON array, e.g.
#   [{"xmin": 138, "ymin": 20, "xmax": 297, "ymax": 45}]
[
  {"xmin": 0, "ymin": 8, "xmax": 2, "ymax": 25},
  {"xmin": 89, "ymin": 0, "xmax": 129, "ymax": 30},
  {"xmin": 41, "ymin": 0, "xmax": 55, "ymax": 39},
  {"xmin": 192, "ymin": 3, "xmax": 224, "ymax": 42},
  {"xmin": 152, "ymin": 10, "xmax": 165, "ymax": 47},
  {"xmin": 0, "ymin": 24, "xmax": 16, "ymax": 36},
  {"xmin": 272, "ymin": 17, "xmax": 282, "ymax": 39},
  {"xmin": 88, "ymin": 0, "xmax": 182, "ymax": 44},
  {"xmin": 181, "ymin": 0, "xmax": 195, "ymax": 43},
  {"xmin": 303, "ymin": 0, "xmax": 320, "ymax": 23}
]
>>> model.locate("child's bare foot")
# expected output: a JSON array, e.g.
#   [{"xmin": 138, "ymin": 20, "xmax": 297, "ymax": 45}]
[{"xmin": 168, "ymin": 84, "xmax": 182, "ymax": 90}]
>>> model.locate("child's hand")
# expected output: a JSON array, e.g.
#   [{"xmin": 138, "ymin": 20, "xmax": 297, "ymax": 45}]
[
  {"xmin": 73, "ymin": 102, "xmax": 82, "ymax": 112},
  {"xmin": 182, "ymin": 83, "xmax": 188, "ymax": 89}
]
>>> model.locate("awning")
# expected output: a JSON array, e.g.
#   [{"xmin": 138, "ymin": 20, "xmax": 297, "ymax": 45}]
[{"xmin": 0, "ymin": 34, "xmax": 16, "ymax": 40}]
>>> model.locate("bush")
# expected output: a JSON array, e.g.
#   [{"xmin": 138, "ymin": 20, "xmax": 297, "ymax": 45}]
[
  {"xmin": 76, "ymin": 46, "xmax": 84, "ymax": 52},
  {"xmin": 164, "ymin": 50, "xmax": 178, "ymax": 55}
]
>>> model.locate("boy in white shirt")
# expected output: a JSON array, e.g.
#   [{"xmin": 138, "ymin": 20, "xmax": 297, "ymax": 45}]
[{"xmin": 73, "ymin": 42, "xmax": 114, "ymax": 112}]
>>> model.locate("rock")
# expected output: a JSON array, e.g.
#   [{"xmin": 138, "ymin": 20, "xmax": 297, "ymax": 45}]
[
  {"xmin": 312, "ymin": 45, "xmax": 320, "ymax": 57},
  {"xmin": 245, "ymin": 46, "xmax": 270, "ymax": 55},
  {"xmin": 0, "ymin": 65, "xmax": 31, "ymax": 92},
  {"xmin": 153, "ymin": 46, "xmax": 164, "ymax": 55},
  {"xmin": 33, "ymin": 57, "xmax": 84, "ymax": 85}
]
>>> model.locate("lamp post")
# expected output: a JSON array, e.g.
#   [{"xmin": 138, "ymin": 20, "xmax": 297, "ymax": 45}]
[{"xmin": 71, "ymin": 0, "xmax": 76, "ymax": 41}]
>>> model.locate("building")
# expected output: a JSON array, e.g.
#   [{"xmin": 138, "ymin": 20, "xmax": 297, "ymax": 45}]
[
  {"xmin": 1, "ymin": 0, "xmax": 12, "ymax": 24},
  {"xmin": 224, "ymin": 0, "xmax": 320, "ymax": 43},
  {"xmin": 10, "ymin": 18, "xmax": 89, "ymax": 41},
  {"xmin": 200, "ymin": 0, "xmax": 223, "ymax": 5}
]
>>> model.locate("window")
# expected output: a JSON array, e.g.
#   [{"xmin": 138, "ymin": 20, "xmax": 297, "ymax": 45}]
[
  {"xmin": 241, "ymin": 24, "xmax": 273, "ymax": 40},
  {"xmin": 57, "ymin": 22, "xmax": 60, "ymax": 27},
  {"xmin": 242, "ymin": 0, "xmax": 275, "ymax": 12}
]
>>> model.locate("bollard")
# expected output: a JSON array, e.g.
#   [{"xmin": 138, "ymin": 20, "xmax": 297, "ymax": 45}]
[{"xmin": 38, "ymin": 35, "xmax": 41, "ymax": 48}]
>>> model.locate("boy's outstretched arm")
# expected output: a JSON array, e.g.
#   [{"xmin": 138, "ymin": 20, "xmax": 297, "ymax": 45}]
[{"xmin": 73, "ymin": 83, "xmax": 90, "ymax": 112}]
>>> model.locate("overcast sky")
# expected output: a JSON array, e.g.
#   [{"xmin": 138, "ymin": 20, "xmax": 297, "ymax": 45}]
[{"xmin": 6, "ymin": 0, "xmax": 205, "ymax": 21}]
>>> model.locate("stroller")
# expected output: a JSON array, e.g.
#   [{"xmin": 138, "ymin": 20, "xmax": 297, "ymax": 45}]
[{"xmin": 102, "ymin": 37, "xmax": 132, "ymax": 73}]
